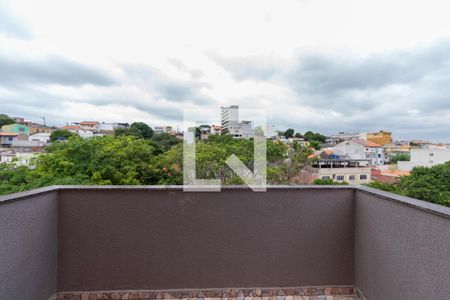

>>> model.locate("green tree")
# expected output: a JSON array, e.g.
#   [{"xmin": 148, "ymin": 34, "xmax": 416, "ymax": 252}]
[
  {"xmin": 0, "ymin": 114, "xmax": 15, "ymax": 128},
  {"xmin": 294, "ymin": 132, "xmax": 303, "ymax": 138},
  {"xmin": 368, "ymin": 162, "xmax": 450, "ymax": 207},
  {"xmin": 35, "ymin": 135, "xmax": 158, "ymax": 185},
  {"xmin": 390, "ymin": 153, "xmax": 410, "ymax": 164},
  {"xmin": 50, "ymin": 129, "xmax": 76, "ymax": 141},
  {"xmin": 284, "ymin": 128, "xmax": 294, "ymax": 138},
  {"xmin": 115, "ymin": 127, "xmax": 143, "ymax": 138},
  {"xmin": 150, "ymin": 133, "xmax": 180, "ymax": 152},
  {"xmin": 309, "ymin": 140, "xmax": 322, "ymax": 150},
  {"xmin": 314, "ymin": 178, "xmax": 349, "ymax": 185},
  {"xmin": 304, "ymin": 131, "xmax": 327, "ymax": 143},
  {"xmin": 130, "ymin": 122, "xmax": 154, "ymax": 139},
  {"xmin": 267, "ymin": 141, "xmax": 312, "ymax": 184}
]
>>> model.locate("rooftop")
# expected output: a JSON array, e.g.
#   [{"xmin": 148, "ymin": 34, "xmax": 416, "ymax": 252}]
[{"xmin": 1, "ymin": 186, "xmax": 449, "ymax": 300}]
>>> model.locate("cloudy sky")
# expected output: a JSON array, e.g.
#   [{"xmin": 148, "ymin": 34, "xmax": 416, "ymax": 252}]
[{"xmin": 1, "ymin": 0, "xmax": 450, "ymax": 141}]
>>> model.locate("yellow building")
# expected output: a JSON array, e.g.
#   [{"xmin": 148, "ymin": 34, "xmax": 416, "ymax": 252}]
[
  {"xmin": 29, "ymin": 124, "xmax": 54, "ymax": 135},
  {"xmin": 367, "ymin": 130, "xmax": 392, "ymax": 146}
]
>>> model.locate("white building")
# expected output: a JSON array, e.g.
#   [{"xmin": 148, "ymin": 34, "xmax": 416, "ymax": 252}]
[
  {"xmin": 333, "ymin": 139, "xmax": 385, "ymax": 166},
  {"xmin": 221, "ymin": 105, "xmax": 239, "ymax": 136},
  {"xmin": 98, "ymin": 122, "xmax": 129, "ymax": 131},
  {"xmin": 29, "ymin": 133, "xmax": 51, "ymax": 144},
  {"xmin": 398, "ymin": 148, "xmax": 450, "ymax": 171}
]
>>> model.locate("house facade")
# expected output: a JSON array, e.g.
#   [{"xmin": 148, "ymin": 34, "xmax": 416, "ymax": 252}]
[
  {"xmin": 1, "ymin": 123, "xmax": 30, "ymax": 135},
  {"xmin": 334, "ymin": 139, "xmax": 385, "ymax": 166},
  {"xmin": 398, "ymin": 148, "xmax": 450, "ymax": 171},
  {"xmin": 0, "ymin": 133, "xmax": 29, "ymax": 147},
  {"xmin": 310, "ymin": 159, "xmax": 372, "ymax": 184}
]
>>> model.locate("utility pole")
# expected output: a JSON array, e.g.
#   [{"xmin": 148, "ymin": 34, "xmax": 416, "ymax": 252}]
[{"xmin": 41, "ymin": 116, "xmax": 46, "ymax": 126}]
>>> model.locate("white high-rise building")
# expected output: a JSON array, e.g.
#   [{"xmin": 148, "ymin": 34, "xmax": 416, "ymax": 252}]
[{"xmin": 221, "ymin": 105, "xmax": 239, "ymax": 136}]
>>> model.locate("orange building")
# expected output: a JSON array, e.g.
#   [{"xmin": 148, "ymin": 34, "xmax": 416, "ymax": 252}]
[{"xmin": 367, "ymin": 130, "xmax": 392, "ymax": 146}]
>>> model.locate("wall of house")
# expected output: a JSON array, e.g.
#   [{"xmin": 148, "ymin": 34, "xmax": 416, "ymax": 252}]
[
  {"xmin": 316, "ymin": 167, "xmax": 371, "ymax": 184},
  {"xmin": 398, "ymin": 148, "xmax": 450, "ymax": 171},
  {"xmin": 57, "ymin": 187, "xmax": 355, "ymax": 292},
  {"xmin": 333, "ymin": 142, "xmax": 366, "ymax": 160},
  {"xmin": 0, "ymin": 189, "xmax": 58, "ymax": 300},
  {"xmin": 354, "ymin": 188, "xmax": 450, "ymax": 300}
]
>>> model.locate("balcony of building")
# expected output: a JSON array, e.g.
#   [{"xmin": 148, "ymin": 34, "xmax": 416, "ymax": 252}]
[{"xmin": 0, "ymin": 186, "xmax": 449, "ymax": 300}]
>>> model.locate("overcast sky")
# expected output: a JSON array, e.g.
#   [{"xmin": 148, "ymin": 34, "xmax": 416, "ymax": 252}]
[{"xmin": 1, "ymin": 0, "xmax": 450, "ymax": 141}]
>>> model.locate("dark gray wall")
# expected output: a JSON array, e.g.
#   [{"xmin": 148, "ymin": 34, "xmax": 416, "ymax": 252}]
[
  {"xmin": 57, "ymin": 188, "xmax": 355, "ymax": 291},
  {"xmin": 0, "ymin": 191, "xmax": 58, "ymax": 300},
  {"xmin": 355, "ymin": 190, "xmax": 450, "ymax": 300}
]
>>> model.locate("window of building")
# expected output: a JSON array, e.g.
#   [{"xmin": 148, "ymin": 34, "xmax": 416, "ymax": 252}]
[
  {"xmin": 429, "ymin": 153, "xmax": 434, "ymax": 156},
  {"xmin": 322, "ymin": 176, "xmax": 331, "ymax": 180},
  {"xmin": 349, "ymin": 175, "xmax": 355, "ymax": 180},
  {"xmin": 378, "ymin": 154, "xmax": 381, "ymax": 158},
  {"xmin": 336, "ymin": 175, "xmax": 345, "ymax": 181},
  {"xmin": 360, "ymin": 175, "xmax": 367, "ymax": 180}
]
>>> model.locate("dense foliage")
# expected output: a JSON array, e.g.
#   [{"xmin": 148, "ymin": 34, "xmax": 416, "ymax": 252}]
[
  {"xmin": 314, "ymin": 178, "xmax": 348, "ymax": 185},
  {"xmin": 368, "ymin": 162, "xmax": 450, "ymax": 207},
  {"xmin": 50, "ymin": 129, "xmax": 77, "ymax": 141},
  {"xmin": 389, "ymin": 153, "xmax": 410, "ymax": 163},
  {"xmin": 0, "ymin": 114, "xmax": 16, "ymax": 128},
  {"xmin": 0, "ymin": 133, "xmax": 312, "ymax": 195}
]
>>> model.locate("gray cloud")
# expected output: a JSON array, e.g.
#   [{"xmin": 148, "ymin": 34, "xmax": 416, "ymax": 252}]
[
  {"xmin": 0, "ymin": 4, "xmax": 33, "ymax": 39},
  {"xmin": 212, "ymin": 40, "xmax": 450, "ymax": 141},
  {"xmin": 0, "ymin": 53, "xmax": 117, "ymax": 87},
  {"xmin": 122, "ymin": 64, "xmax": 211, "ymax": 105}
]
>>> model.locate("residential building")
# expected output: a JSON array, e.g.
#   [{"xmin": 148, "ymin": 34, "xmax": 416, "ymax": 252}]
[
  {"xmin": 0, "ymin": 133, "xmax": 28, "ymax": 147},
  {"xmin": 98, "ymin": 122, "xmax": 129, "ymax": 132},
  {"xmin": 367, "ymin": 130, "xmax": 392, "ymax": 146},
  {"xmin": 398, "ymin": 148, "xmax": 450, "ymax": 171},
  {"xmin": 327, "ymin": 132, "xmax": 367, "ymax": 145},
  {"xmin": 1, "ymin": 123, "xmax": 30, "ymax": 135},
  {"xmin": 0, "ymin": 151, "xmax": 37, "ymax": 166},
  {"xmin": 78, "ymin": 121, "xmax": 99, "ymax": 131},
  {"xmin": 221, "ymin": 105, "xmax": 239, "ymax": 135},
  {"xmin": 29, "ymin": 132, "xmax": 51, "ymax": 144},
  {"xmin": 29, "ymin": 123, "xmax": 54, "ymax": 134},
  {"xmin": 334, "ymin": 139, "xmax": 385, "ymax": 166},
  {"xmin": 61, "ymin": 125, "xmax": 104, "ymax": 139},
  {"xmin": 154, "ymin": 126, "xmax": 173, "ymax": 134},
  {"xmin": 237, "ymin": 120, "xmax": 253, "ymax": 139},
  {"xmin": 198, "ymin": 125, "xmax": 211, "ymax": 134},
  {"xmin": 12, "ymin": 140, "xmax": 46, "ymax": 153},
  {"xmin": 63, "ymin": 125, "xmax": 81, "ymax": 132},
  {"xmin": 371, "ymin": 169, "xmax": 410, "ymax": 184},
  {"xmin": 308, "ymin": 158, "xmax": 372, "ymax": 184},
  {"xmin": 210, "ymin": 125, "xmax": 222, "ymax": 135},
  {"xmin": 383, "ymin": 143, "xmax": 410, "ymax": 163}
]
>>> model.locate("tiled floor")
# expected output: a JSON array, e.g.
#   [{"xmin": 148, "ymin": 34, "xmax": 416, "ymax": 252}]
[{"xmin": 56, "ymin": 287, "xmax": 361, "ymax": 300}]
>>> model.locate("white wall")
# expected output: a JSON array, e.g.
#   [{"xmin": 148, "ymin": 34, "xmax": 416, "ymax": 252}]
[{"xmin": 398, "ymin": 148, "xmax": 450, "ymax": 171}]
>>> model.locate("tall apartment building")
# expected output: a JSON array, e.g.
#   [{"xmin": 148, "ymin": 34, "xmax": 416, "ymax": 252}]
[{"xmin": 221, "ymin": 105, "xmax": 239, "ymax": 135}]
